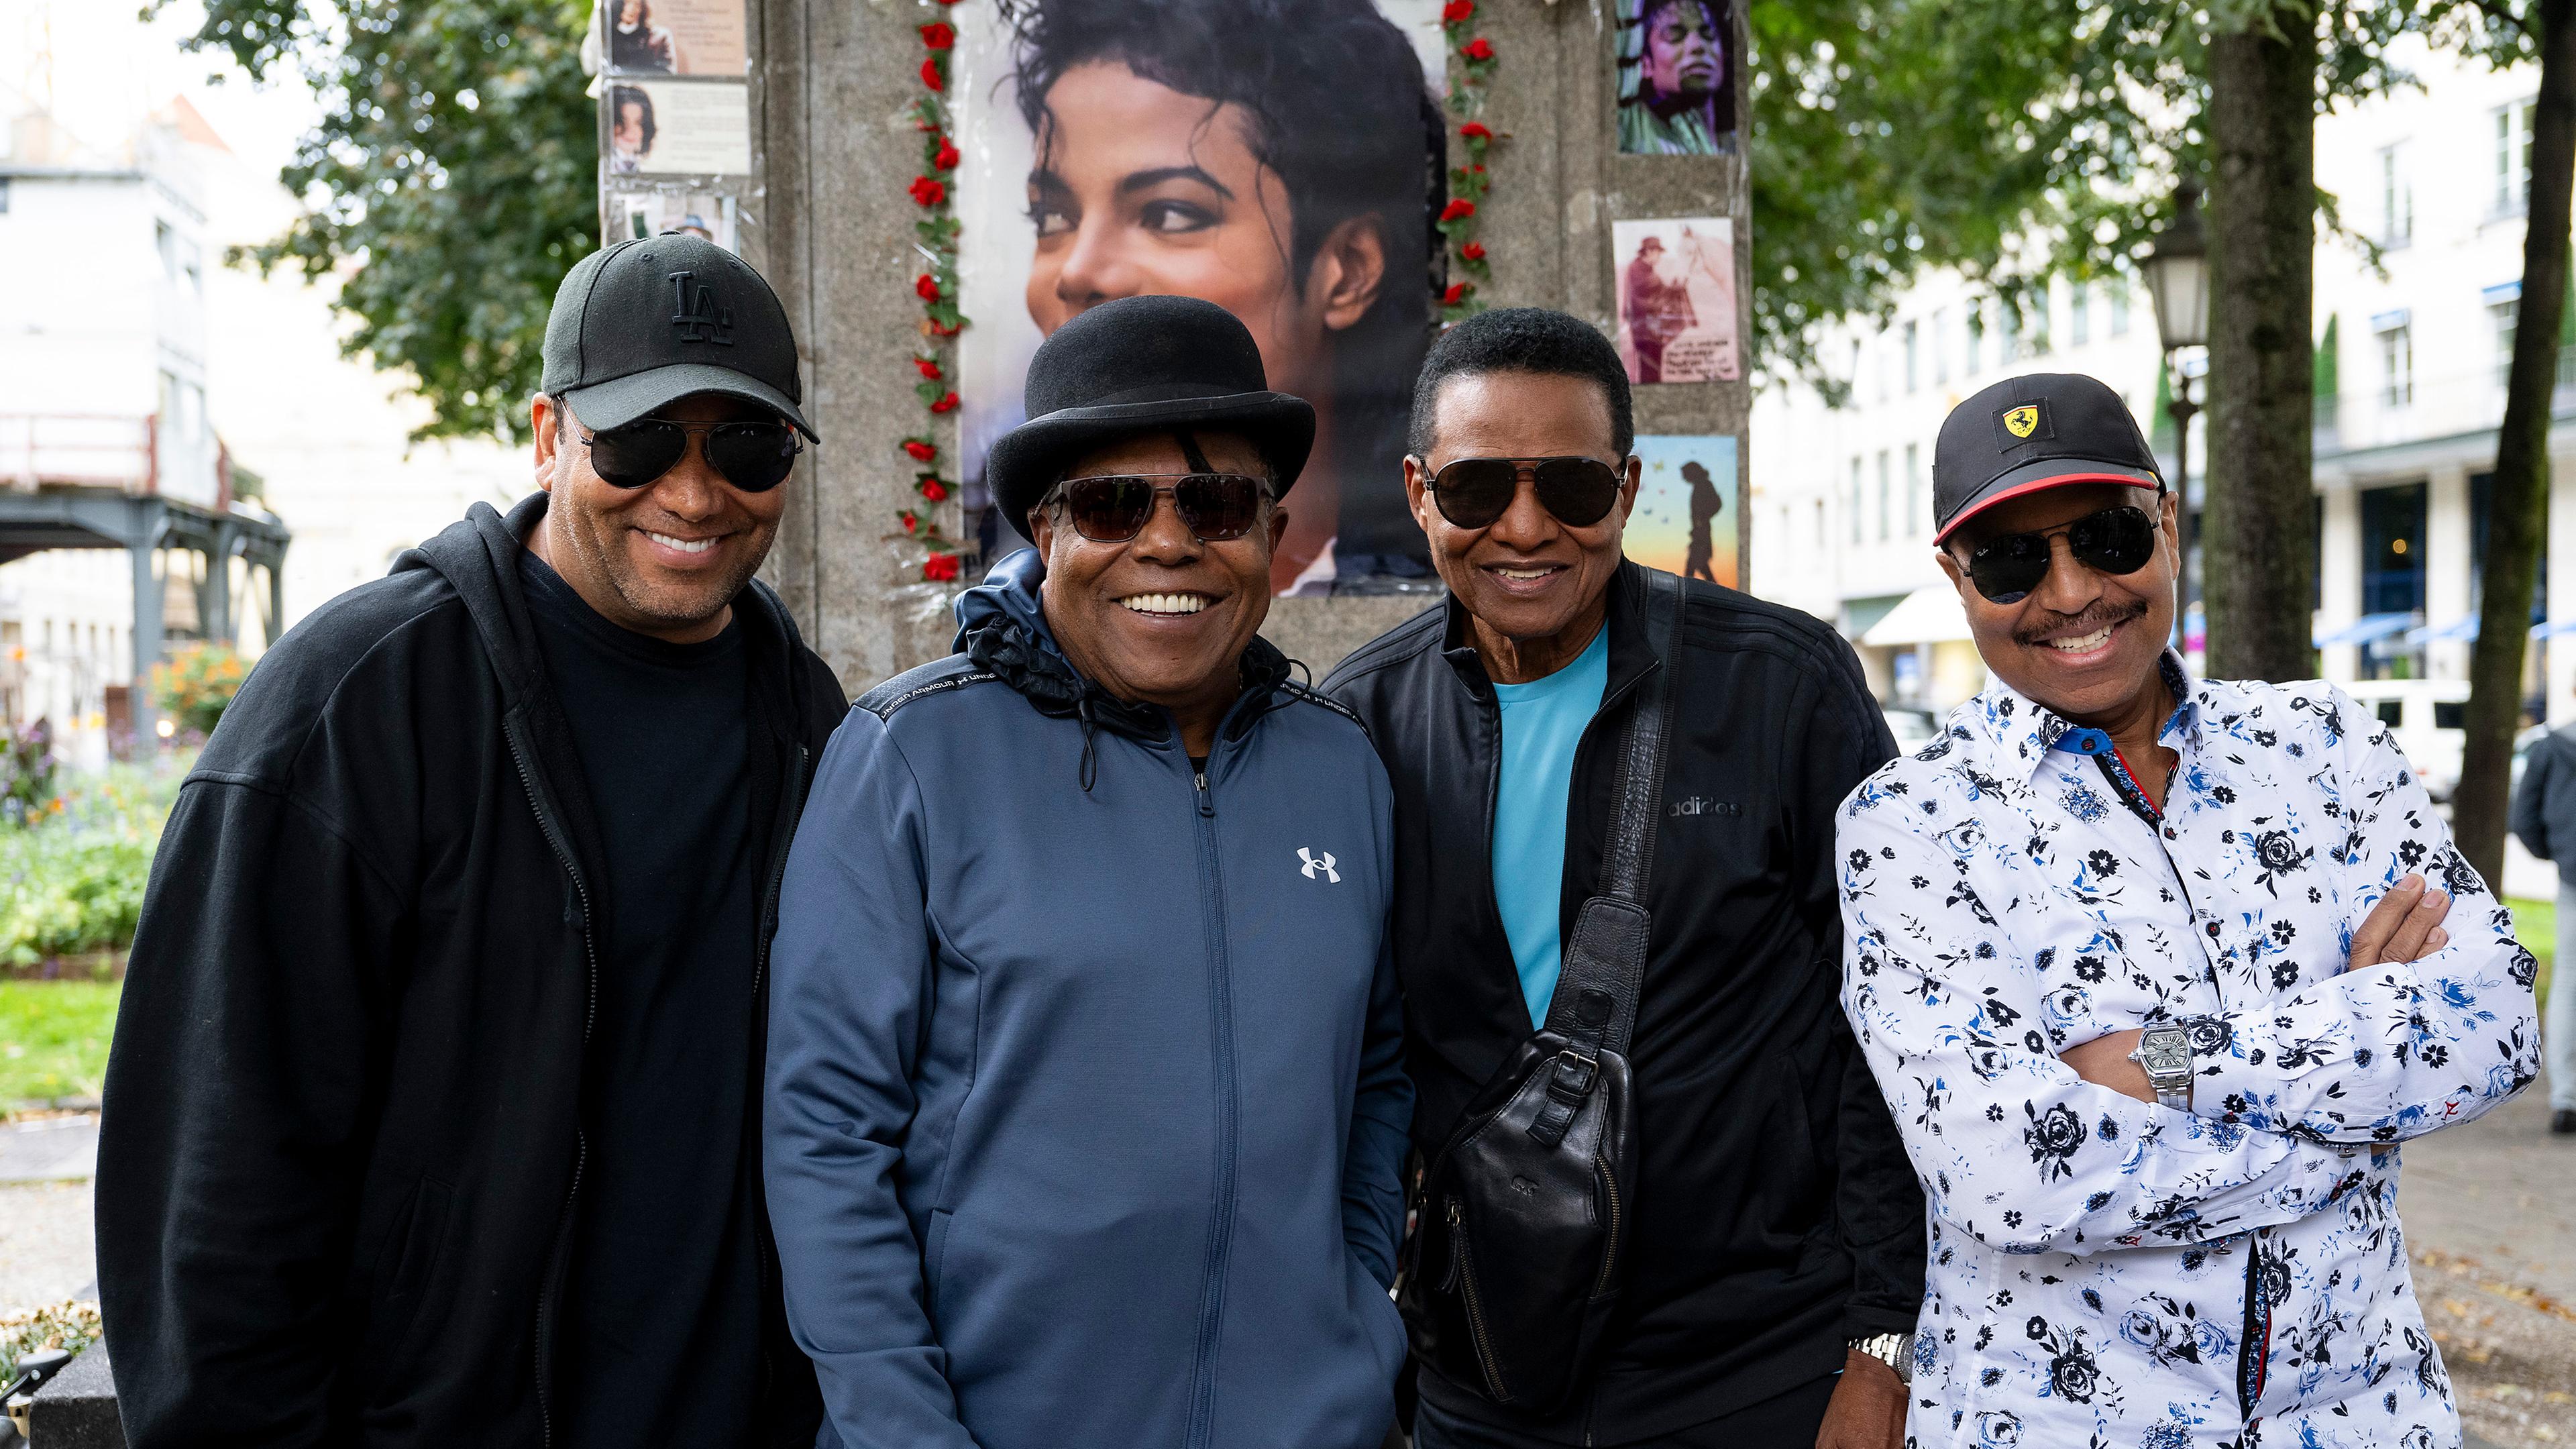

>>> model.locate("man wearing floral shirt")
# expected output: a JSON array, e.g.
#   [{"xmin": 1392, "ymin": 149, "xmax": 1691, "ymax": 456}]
[{"xmin": 1837, "ymin": 372, "xmax": 2542, "ymax": 1449}]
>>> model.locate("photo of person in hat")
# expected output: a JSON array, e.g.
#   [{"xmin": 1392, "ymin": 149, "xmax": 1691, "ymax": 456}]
[
  {"xmin": 97, "ymin": 233, "xmax": 841, "ymax": 1447},
  {"xmin": 991, "ymin": 0, "xmax": 1446, "ymax": 594},
  {"xmin": 765, "ymin": 293, "xmax": 1413, "ymax": 1449},
  {"xmin": 1836, "ymin": 372, "xmax": 2540, "ymax": 1448}
]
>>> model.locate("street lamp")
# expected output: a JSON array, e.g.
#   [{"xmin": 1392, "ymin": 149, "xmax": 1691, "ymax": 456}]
[{"xmin": 2145, "ymin": 178, "xmax": 2211, "ymax": 660}]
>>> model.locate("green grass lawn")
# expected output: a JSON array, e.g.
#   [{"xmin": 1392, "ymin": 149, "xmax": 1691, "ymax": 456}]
[{"xmin": 0, "ymin": 979, "xmax": 120, "ymax": 1108}]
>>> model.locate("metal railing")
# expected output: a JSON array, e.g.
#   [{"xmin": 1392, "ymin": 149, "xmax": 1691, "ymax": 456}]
[{"xmin": 0, "ymin": 415, "xmax": 156, "ymax": 492}]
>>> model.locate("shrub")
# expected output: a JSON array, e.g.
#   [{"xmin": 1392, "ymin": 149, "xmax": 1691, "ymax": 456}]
[
  {"xmin": 0, "ymin": 763, "xmax": 182, "ymax": 967},
  {"xmin": 152, "ymin": 643, "xmax": 248, "ymax": 737},
  {"xmin": 0, "ymin": 1299, "xmax": 101, "ymax": 1383},
  {"xmin": 0, "ymin": 719, "xmax": 58, "ymax": 828}
]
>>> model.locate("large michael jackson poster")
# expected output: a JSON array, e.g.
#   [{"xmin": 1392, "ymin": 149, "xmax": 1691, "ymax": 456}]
[{"xmin": 951, "ymin": 0, "xmax": 1450, "ymax": 595}]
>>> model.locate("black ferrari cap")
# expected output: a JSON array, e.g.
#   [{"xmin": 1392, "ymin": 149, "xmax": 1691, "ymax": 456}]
[
  {"xmin": 1932, "ymin": 372, "xmax": 2160, "ymax": 543},
  {"xmin": 540, "ymin": 234, "xmax": 817, "ymax": 440}
]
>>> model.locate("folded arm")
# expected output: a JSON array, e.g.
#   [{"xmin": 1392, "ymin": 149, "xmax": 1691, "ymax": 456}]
[
  {"xmin": 1835, "ymin": 788, "xmax": 2359, "ymax": 1257},
  {"xmin": 2192, "ymin": 716, "xmax": 2542, "ymax": 1143},
  {"xmin": 763, "ymin": 713, "xmax": 975, "ymax": 1449}
]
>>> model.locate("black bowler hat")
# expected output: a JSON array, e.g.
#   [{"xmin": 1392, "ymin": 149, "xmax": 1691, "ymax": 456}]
[
  {"xmin": 986, "ymin": 294, "xmax": 1316, "ymax": 533},
  {"xmin": 1933, "ymin": 372, "xmax": 2161, "ymax": 544},
  {"xmin": 540, "ymin": 233, "xmax": 818, "ymax": 440}
]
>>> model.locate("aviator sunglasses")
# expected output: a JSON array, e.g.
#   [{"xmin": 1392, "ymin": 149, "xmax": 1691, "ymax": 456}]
[
  {"xmin": 1957, "ymin": 503, "xmax": 2161, "ymax": 604},
  {"xmin": 1055, "ymin": 472, "xmax": 1269, "ymax": 543},
  {"xmin": 1417, "ymin": 455, "xmax": 1628, "ymax": 531},
  {"xmin": 580, "ymin": 416, "xmax": 803, "ymax": 493}
]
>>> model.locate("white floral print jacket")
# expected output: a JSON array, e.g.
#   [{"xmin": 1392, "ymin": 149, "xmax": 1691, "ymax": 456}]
[{"xmin": 1836, "ymin": 654, "xmax": 2540, "ymax": 1449}]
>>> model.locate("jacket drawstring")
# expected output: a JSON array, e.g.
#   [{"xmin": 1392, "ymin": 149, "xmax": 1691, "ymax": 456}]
[{"xmin": 1075, "ymin": 696, "xmax": 1102, "ymax": 793}]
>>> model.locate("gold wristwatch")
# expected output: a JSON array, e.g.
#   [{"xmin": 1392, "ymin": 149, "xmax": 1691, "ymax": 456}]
[{"xmin": 1848, "ymin": 1332, "xmax": 1914, "ymax": 1384}]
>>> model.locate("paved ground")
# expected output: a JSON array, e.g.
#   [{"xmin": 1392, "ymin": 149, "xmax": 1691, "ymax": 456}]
[
  {"xmin": 2407, "ymin": 1088, "xmax": 2576, "ymax": 1448},
  {"xmin": 0, "ymin": 1179, "xmax": 94, "ymax": 1316}
]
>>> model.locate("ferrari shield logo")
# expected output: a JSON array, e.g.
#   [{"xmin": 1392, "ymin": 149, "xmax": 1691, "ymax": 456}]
[{"xmin": 2003, "ymin": 405, "xmax": 2040, "ymax": 439}]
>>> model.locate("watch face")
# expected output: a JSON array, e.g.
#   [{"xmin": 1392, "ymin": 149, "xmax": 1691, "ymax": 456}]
[{"xmin": 2141, "ymin": 1030, "xmax": 2191, "ymax": 1075}]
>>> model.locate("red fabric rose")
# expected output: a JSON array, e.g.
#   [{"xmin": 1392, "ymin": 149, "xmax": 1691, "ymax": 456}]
[
  {"xmin": 916, "ymin": 273, "xmax": 941, "ymax": 301},
  {"xmin": 920, "ymin": 21, "xmax": 956, "ymax": 50},
  {"xmin": 922, "ymin": 552, "xmax": 963, "ymax": 582},
  {"xmin": 934, "ymin": 138, "xmax": 961, "ymax": 170},
  {"xmin": 1460, "ymin": 241, "xmax": 1486, "ymax": 261},
  {"xmin": 920, "ymin": 56, "xmax": 945, "ymax": 91},
  {"xmin": 902, "ymin": 512, "xmax": 921, "ymax": 533},
  {"xmin": 1460, "ymin": 121, "xmax": 1493, "ymax": 142},
  {"xmin": 910, "ymin": 176, "xmax": 947, "ymax": 207},
  {"xmin": 904, "ymin": 439, "xmax": 938, "ymax": 462},
  {"xmin": 929, "ymin": 391, "xmax": 961, "ymax": 415},
  {"xmin": 1443, "ymin": 282, "xmax": 1474, "ymax": 305},
  {"xmin": 1462, "ymin": 37, "xmax": 1494, "ymax": 60},
  {"xmin": 920, "ymin": 478, "xmax": 951, "ymax": 502},
  {"xmin": 1439, "ymin": 199, "xmax": 1476, "ymax": 222},
  {"xmin": 1442, "ymin": 0, "xmax": 1474, "ymax": 20},
  {"xmin": 914, "ymin": 356, "xmax": 943, "ymax": 380}
]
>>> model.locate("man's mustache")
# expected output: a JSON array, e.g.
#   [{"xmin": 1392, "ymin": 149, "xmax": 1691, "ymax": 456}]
[{"xmin": 2012, "ymin": 598, "xmax": 2147, "ymax": 648}]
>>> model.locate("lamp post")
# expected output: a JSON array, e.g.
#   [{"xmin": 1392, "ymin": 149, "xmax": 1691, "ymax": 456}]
[{"xmin": 2144, "ymin": 179, "xmax": 2212, "ymax": 661}]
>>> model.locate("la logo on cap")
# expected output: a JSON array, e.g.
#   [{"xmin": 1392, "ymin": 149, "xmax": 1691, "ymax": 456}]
[
  {"xmin": 2003, "ymin": 405, "xmax": 2039, "ymax": 438},
  {"xmin": 669, "ymin": 270, "xmax": 735, "ymax": 346}
]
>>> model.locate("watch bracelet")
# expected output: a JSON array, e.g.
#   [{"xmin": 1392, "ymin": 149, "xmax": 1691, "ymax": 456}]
[{"xmin": 1847, "ymin": 1331, "xmax": 1915, "ymax": 1383}]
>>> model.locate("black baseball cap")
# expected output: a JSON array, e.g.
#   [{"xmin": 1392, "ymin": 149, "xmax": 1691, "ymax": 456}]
[
  {"xmin": 540, "ymin": 233, "xmax": 818, "ymax": 441},
  {"xmin": 1932, "ymin": 372, "xmax": 2160, "ymax": 544}
]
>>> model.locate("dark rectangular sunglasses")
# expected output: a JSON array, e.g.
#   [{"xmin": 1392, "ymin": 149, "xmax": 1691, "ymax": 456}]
[
  {"xmin": 1961, "ymin": 504, "xmax": 2160, "ymax": 604},
  {"xmin": 582, "ymin": 417, "xmax": 802, "ymax": 493},
  {"xmin": 1422, "ymin": 455, "xmax": 1625, "ymax": 531},
  {"xmin": 1058, "ymin": 472, "xmax": 1267, "ymax": 543}
]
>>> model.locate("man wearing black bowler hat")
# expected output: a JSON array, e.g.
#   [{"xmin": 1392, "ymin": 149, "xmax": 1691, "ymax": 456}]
[
  {"xmin": 1837, "ymin": 372, "xmax": 2538, "ymax": 1447},
  {"xmin": 98, "ymin": 233, "xmax": 843, "ymax": 1448},
  {"xmin": 765, "ymin": 294, "xmax": 1413, "ymax": 1449}
]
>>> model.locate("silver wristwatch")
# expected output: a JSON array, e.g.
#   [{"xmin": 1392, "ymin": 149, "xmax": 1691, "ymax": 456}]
[
  {"xmin": 2129, "ymin": 1024, "xmax": 2194, "ymax": 1111},
  {"xmin": 1847, "ymin": 1332, "xmax": 1914, "ymax": 1384}
]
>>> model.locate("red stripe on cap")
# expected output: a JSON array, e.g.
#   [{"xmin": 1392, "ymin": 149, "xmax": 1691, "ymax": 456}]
[{"xmin": 1933, "ymin": 472, "xmax": 2163, "ymax": 544}]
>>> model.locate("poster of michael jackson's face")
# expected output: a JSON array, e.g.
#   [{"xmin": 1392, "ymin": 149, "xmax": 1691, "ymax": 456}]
[
  {"xmin": 955, "ymin": 0, "xmax": 1449, "ymax": 595},
  {"xmin": 1617, "ymin": 0, "xmax": 1736, "ymax": 156}
]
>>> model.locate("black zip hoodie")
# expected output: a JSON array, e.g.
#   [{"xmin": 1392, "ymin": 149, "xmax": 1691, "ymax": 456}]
[{"xmin": 96, "ymin": 493, "xmax": 841, "ymax": 1448}]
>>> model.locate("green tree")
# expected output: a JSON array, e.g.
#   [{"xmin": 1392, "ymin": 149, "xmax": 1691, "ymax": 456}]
[{"xmin": 157, "ymin": 0, "xmax": 598, "ymax": 445}]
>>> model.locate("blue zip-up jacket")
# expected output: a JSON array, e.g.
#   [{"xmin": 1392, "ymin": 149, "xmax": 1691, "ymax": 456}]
[{"xmin": 765, "ymin": 550, "xmax": 1413, "ymax": 1449}]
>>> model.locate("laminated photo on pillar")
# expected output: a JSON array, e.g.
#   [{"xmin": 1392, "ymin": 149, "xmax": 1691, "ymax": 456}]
[
  {"xmin": 1615, "ymin": 0, "xmax": 1737, "ymax": 156},
  {"xmin": 952, "ymin": 0, "xmax": 1452, "ymax": 596}
]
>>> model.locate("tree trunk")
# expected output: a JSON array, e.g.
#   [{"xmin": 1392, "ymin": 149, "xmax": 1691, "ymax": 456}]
[
  {"xmin": 2457, "ymin": 0, "xmax": 2576, "ymax": 890},
  {"xmin": 2202, "ymin": 7, "xmax": 2318, "ymax": 683}
]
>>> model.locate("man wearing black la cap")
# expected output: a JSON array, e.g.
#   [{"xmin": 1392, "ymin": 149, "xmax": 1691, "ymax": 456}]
[
  {"xmin": 97, "ymin": 233, "xmax": 843, "ymax": 1448},
  {"xmin": 1835, "ymin": 373, "xmax": 2536, "ymax": 1446}
]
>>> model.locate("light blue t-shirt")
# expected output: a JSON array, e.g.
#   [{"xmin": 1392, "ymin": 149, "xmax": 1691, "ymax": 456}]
[{"xmin": 1489, "ymin": 625, "xmax": 1611, "ymax": 1028}]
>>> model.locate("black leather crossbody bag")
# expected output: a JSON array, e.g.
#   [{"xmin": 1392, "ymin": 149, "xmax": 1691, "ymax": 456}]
[{"xmin": 1398, "ymin": 570, "xmax": 1682, "ymax": 1417}]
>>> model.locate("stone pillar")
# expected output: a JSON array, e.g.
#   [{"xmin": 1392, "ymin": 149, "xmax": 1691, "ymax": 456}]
[{"xmin": 746, "ymin": 0, "xmax": 1750, "ymax": 690}]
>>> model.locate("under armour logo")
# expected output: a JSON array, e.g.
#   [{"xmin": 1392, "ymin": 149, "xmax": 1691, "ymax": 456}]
[
  {"xmin": 1298, "ymin": 847, "xmax": 1340, "ymax": 883},
  {"xmin": 669, "ymin": 271, "xmax": 735, "ymax": 345}
]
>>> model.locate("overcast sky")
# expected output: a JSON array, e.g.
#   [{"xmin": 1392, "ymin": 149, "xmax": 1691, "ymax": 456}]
[{"xmin": 2, "ymin": 0, "xmax": 318, "ymax": 178}]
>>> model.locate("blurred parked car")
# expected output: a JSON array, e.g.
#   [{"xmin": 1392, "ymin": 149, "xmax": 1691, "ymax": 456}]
[
  {"xmin": 1883, "ymin": 704, "xmax": 1940, "ymax": 753},
  {"xmin": 2341, "ymin": 679, "xmax": 2470, "ymax": 802}
]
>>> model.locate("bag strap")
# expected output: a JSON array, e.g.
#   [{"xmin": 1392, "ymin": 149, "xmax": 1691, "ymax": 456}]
[{"xmin": 1528, "ymin": 570, "xmax": 1684, "ymax": 1144}]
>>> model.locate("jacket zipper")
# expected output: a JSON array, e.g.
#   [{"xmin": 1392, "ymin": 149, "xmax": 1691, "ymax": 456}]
[
  {"xmin": 1444, "ymin": 1198, "xmax": 1512, "ymax": 1403},
  {"xmin": 1591, "ymin": 1156, "xmax": 1623, "ymax": 1294},
  {"xmin": 1183, "ymin": 758, "xmax": 1239, "ymax": 1449},
  {"xmin": 748, "ymin": 743, "xmax": 810, "ymax": 1418},
  {"xmin": 503, "ymin": 723, "xmax": 599, "ymax": 1449}
]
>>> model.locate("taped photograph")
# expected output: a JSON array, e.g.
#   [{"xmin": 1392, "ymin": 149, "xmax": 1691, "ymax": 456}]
[
  {"xmin": 592, "ymin": 0, "xmax": 749, "ymax": 76},
  {"xmin": 606, "ymin": 78, "xmax": 750, "ymax": 177},
  {"xmin": 1621, "ymin": 435, "xmax": 1739, "ymax": 588},
  {"xmin": 606, "ymin": 189, "xmax": 740, "ymax": 250},
  {"xmin": 1616, "ymin": 0, "xmax": 1735, "ymax": 155},
  {"xmin": 1611, "ymin": 216, "xmax": 1739, "ymax": 385}
]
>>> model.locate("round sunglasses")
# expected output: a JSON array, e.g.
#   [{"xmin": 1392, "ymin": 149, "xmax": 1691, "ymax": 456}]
[
  {"xmin": 1958, "ymin": 504, "xmax": 2161, "ymax": 604},
  {"xmin": 1053, "ymin": 472, "xmax": 1269, "ymax": 543},
  {"xmin": 1416, "ymin": 455, "xmax": 1629, "ymax": 531},
  {"xmin": 580, "ymin": 416, "xmax": 802, "ymax": 493}
]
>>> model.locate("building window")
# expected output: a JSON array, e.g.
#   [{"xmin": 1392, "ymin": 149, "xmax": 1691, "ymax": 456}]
[
  {"xmin": 2379, "ymin": 144, "xmax": 2412, "ymax": 245},
  {"xmin": 1903, "ymin": 320, "xmax": 1919, "ymax": 394},
  {"xmin": 1904, "ymin": 443, "xmax": 1922, "ymax": 537},
  {"xmin": 2379, "ymin": 323, "xmax": 2413, "ymax": 407},
  {"xmin": 1966, "ymin": 305, "xmax": 1984, "ymax": 375},
  {"xmin": 1932, "ymin": 309, "xmax": 1951, "ymax": 385},
  {"xmin": 2498, "ymin": 101, "xmax": 2536, "ymax": 215},
  {"xmin": 1876, "ymin": 450, "xmax": 1892, "ymax": 541},
  {"xmin": 2070, "ymin": 282, "xmax": 2091, "ymax": 347},
  {"xmin": 2109, "ymin": 281, "xmax": 2131, "ymax": 337},
  {"xmin": 1814, "ymin": 498, "xmax": 1826, "ymax": 549},
  {"xmin": 1850, "ymin": 458, "xmax": 1864, "ymax": 544},
  {"xmin": 2493, "ymin": 299, "xmax": 2519, "ymax": 387},
  {"xmin": 2027, "ymin": 288, "xmax": 2051, "ymax": 356},
  {"xmin": 2000, "ymin": 305, "xmax": 2020, "ymax": 365}
]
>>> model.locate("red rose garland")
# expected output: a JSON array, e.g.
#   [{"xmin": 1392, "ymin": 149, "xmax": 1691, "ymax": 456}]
[
  {"xmin": 1439, "ymin": 3, "xmax": 1501, "ymax": 323},
  {"xmin": 901, "ymin": 3, "xmax": 971, "ymax": 581}
]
